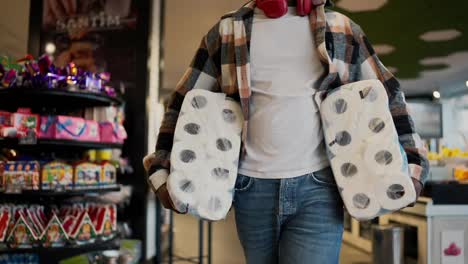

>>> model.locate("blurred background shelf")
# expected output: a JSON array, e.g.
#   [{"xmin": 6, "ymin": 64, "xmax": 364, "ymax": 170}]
[
  {"xmin": 0, "ymin": 87, "xmax": 123, "ymax": 112},
  {"xmin": 0, "ymin": 138, "xmax": 123, "ymax": 151},
  {"xmin": 0, "ymin": 237, "xmax": 120, "ymax": 263},
  {"xmin": 0, "ymin": 185, "xmax": 121, "ymax": 200}
]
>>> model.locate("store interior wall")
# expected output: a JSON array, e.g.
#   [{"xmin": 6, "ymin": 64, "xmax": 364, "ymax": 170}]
[
  {"xmin": 161, "ymin": 0, "xmax": 247, "ymax": 98},
  {"xmin": 0, "ymin": 0, "xmax": 30, "ymax": 58}
]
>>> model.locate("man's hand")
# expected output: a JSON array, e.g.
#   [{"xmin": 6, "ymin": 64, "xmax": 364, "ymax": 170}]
[{"xmin": 156, "ymin": 184, "xmax": 186, "ymax": 214}]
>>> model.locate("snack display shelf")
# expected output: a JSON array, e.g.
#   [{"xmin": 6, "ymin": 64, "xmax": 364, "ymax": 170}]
[
  {"xmin": 0, "ymin": 138, "xmax": 123, "ymax": 150},
  {"xmin": 0, "ymin": 185, "xmax": 121, "ymax": 199},
  {"xmin": 0, "ymin": 237, "xmax": 120, "ymax": 263},
  {"xmin": 0, "ymin": 87, "xmax": 123, "ymax": 110}
]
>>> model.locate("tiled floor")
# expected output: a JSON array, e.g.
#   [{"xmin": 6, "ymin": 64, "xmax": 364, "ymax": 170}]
[{"xmin": 170, "ymin": 211, "xmax": 372, "ymax": 264}]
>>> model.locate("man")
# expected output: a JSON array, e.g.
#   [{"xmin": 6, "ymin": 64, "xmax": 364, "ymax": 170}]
[{"xmin": 144, "ymin": 0, "xmax": 429, "ymax": 263}]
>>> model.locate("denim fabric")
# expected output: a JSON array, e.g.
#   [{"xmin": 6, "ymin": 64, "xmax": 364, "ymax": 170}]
[{"xmin": 233, "ymin": 167, "xmax": 344, "ymax": 264}]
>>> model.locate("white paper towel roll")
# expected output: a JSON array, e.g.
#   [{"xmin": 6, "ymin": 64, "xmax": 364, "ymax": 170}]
[
  {"xmin": 188, "ymin": 159, "xmax": 237, "ymax": 187},
  {"xmin": 357, "ymin": 109, "xmax": 394, "ymax": 142},
  {"xmin": 375, "ymin": 174, "xmax": 416, "ymax": 210},
  {"xmin": 197, "ymin": 191, "xmax": 233, "ymax": 221},
  {"xmin": 171, "ymin": 142, "xmax": 205, "ymax": 172},
  {"xmin": 321, "ymin": 89, "xmax": 363, "ymax": 155},
  {"xmin": 321, "ymin": 80, "xmax": 412, "ymax": 220},
  {"xmin": 341, "ymin": 188, "xmax": 381, "ymax": 220},
  {"xmin": 209, "ymin": 164, "xmax": 237, "ymax": 185},
  {"xmin": 207, "ymin": 133, "xmax": 241, "ymax": 161},
  {"xmin": 167, "ymin": 170, "xmax": 198, "ymax": 213},
  {"xmin": 181, "ymin": 89, "xmax": 226, "ymax": 114},
  {"xmin": 324, "ymin": 127, "xmax": 361, "ymax": 156},
  {"xmin": 174, "ymin": 113, "xmax": 208, "ymax": 142},
  {"xmin": 321, "ymin": 88, "xmax": 362, "ymax": 126},
  {"xmin": 221, "ymin": 100, "xmax": 243, "ymax": 135},
  {"xmin": 363, "ymin": 140, "xmax": 405, "ymax": 175},
  {"xmin": 168, "ymin": 89, "xmax": 243, "ymax": 220},
  {"xmin": 351, "ymin": 80, "xmax": 389, "ymax": 106},
  {"xmin": 330, "ymin": 156, "xmax": 366, "ymax": 187}
]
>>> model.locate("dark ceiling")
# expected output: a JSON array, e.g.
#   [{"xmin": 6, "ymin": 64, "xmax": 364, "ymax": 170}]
[{"xmin": 334, "ymin": 0, "xmax": 468, "ymax": 95}]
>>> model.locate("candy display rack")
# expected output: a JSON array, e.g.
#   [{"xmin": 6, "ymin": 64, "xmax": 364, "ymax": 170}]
[
  {"xmin": 0, "ymin": 185, "xmax": 121, "ymax": 199},
  {"xmin": 0, "ymin": 86, "xmax": 125, "ymax": 263},
  {"xmin": 0, "ymin": 138, "xmax": 123, "ymax": 151},
  {"xmin": 0, "ymin": 87, "xmax": 123, "ymax": 111},
  {"xmin": 0, "ymin": 237, "xmax": 120, "ymax": 263}
]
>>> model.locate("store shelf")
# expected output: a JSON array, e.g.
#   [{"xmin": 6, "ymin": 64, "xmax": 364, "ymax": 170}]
[
  {"xmin": 0, "ymin": 237, "xmax": 120, "ymax": 262},
  {"xmin": 0, "ymin": 137, "xmax": 123, "ymax": 150},
  {"xmin": 0, "ymin": 185, "xmax": 121, "ymax": 199},
  {"xmin": 0, "ymin": 87, "xmax": 123, "ymax": 111}
]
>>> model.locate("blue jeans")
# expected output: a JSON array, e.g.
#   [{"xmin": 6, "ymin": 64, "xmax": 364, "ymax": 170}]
[{"xmin": 233, "ymin": 167, "xmax": 344, "ymax": 264}]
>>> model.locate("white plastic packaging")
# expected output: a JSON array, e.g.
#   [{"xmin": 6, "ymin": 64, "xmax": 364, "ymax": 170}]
[
  {"xmin": 319, "ymin": 80, "xmax": 416, "ymax": 221},
  {"xmin": 167, "ymin": 89, "xmax": 243, "ymax": 221}
]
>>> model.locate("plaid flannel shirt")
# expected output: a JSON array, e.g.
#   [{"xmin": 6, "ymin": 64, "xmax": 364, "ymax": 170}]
[{"xmin": 143, "ymin": 0, "xmax": 429, "ymax": 191}]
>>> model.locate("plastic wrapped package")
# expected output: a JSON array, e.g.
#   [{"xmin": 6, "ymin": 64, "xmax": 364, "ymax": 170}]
[
  {"xmin": 167, "ymin": 89, "xmax": 243, "ymax": 221},
  {"xmin": 319, "ymin": 80, "xmax": 416, "ymax": 221}
]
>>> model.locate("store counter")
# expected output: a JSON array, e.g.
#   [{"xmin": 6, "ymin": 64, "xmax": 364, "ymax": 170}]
[{"xmin": 343, "ymin": 197, "xmax": 468, "ymax": 264}]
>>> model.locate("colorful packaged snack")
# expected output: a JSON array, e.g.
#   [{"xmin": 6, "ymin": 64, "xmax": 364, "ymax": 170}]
[
  {"xmin": 0, "ymin": 162, "xmax": 5, "ymax": 192},
  {"xmin": 7, "ymin": 214, "xmax": 37, "ymax": 248},
  {"xmin": 22, "ymin": 162, "xmax": 40, "ymax": 191},
  {"xmin": 0, "ymin": 111, "xmax": 11, "ymax": 127},
  {"xmin": 41, "ymin": 162, "xmax": 73, "ymax": 191},
  {"xmin": 68, "ymin": 212, "xmax": 97, "ymax": 245},
  {"xmin": 54, "ymin": 116, "xmax": 100, "ymax": 142},
  {"xmin": 4, "ymin": 161, "xmax": 40, "ymax": 192},
  {"xmin": 40, "ymin": 214, "xmax": 68, "ymax": 248},
  {"xmin": 100, "ymin": 162, "xmax": 117, "ymax": 186},
  {"xmin": 99, "ymin": 122, "xmax": 127, "ymax": 143},
  {"xmin": 0, "ymin": 202, "xmax": 117, "ymax": 248},
  {"xmin": 38, "ymin": 116, "xmax": 56, "ymax": 139},
  {"xmin": 0, "ymin": 207, "xmax": 11, "ymax": 242},
  {"xmin": 11, "ymin": 109, "xmax": 39, "ymax": 139},
  {"xmin": 108, "ymin": 204, "xmax": 117, "ymax": 232},
  {"xmin": 73, "ymin": 162, "xmax": 101, "ymax": 188}
]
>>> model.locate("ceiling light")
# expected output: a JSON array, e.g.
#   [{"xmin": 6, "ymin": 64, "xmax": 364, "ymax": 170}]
[
  {"xmin": 45, "ymin": 42, "xmax": 56, "ymax": 54},
  {"xmin": 373, "ymin": 44, "xmax": 396, "ymax": 56},
  {"xmin": 420, "ymin": 29, "xmax": 462, "ymax": 42},
  {"xmin": 466, "ymin": 81, "xmax": 468, "ymax": 87},
  {"xmin": 433, "ymin": 91, "xmax": 441, "ymax": 99}
]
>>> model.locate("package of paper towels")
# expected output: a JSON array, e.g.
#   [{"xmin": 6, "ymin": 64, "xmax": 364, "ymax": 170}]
[
  {"xmin": 319, "ymin": 80, "xmax": 416, "ymax": 221},
  {"xmin": 167, "ymin": 89, "xmax": 243, "ymax": 221}
]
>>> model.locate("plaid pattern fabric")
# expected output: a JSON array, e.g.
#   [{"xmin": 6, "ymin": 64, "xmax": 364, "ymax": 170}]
[{"xmin": 144, "ymin": 0, "xmax": 429, "ymax": 186}]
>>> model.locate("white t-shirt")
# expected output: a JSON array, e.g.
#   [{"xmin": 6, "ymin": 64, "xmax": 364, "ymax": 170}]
[{"xmin": 238, "ymin": 7, "xmax": 329, "ymax": 179}]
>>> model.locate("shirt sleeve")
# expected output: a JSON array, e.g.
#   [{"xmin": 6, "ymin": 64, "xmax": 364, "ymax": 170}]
[
  {"xmin": 355, "ymin": 26, "xmax": 430, "ymax": 185},
  {"xmin": 143, "ymin": 22, "xmax": 222, "ymax": 191}
]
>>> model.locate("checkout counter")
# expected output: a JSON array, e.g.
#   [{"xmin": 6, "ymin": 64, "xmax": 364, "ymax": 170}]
[{"xmin": 343, "ymin": 165, "xmax": 468, "ymax": 264}]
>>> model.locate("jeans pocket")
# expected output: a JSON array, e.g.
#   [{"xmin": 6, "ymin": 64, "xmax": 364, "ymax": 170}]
[
  {"xmin": 310, "ymin": 167, "xmax": 337, "ymax": 187},
  {"xmin": 234, "ymin": 174, "xmax": 254, "ymax": 192}
]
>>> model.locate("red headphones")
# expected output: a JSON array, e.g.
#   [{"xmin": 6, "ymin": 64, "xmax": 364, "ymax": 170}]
[{"xmin": 256, "ymin": 0, "xmax": 314, "ymax": 18}]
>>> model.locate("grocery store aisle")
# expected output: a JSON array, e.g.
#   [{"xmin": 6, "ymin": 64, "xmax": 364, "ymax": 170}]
[{"xmin": 171, "ymin": 211, "xmax": 372, "ymax": 264}]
